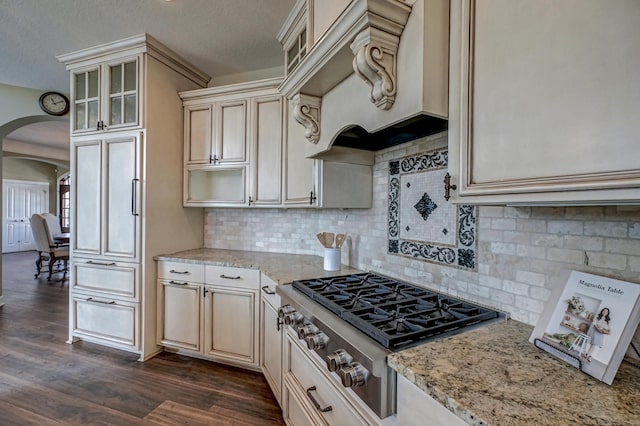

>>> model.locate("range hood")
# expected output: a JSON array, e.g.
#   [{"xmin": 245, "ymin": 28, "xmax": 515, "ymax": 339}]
[
  {"xmin": 331, "ymin": 114, "xmax": 447, "ymax": 152},
  {"xmin": 280, "ymin": 0, "xmax": 450, "ymax": 162}
]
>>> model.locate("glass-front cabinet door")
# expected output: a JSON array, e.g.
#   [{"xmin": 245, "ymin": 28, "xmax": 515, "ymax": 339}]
[
  {"xmin": 107, "ymin": 60, "xmax": 138, "ymax": 128},
  {"xmin": 73, "ymin": 67, "xmax": 100, "ymax": 132},
  {"xmin": 71, "ymin": 56, "xmax": 139, "ymax": 134}
]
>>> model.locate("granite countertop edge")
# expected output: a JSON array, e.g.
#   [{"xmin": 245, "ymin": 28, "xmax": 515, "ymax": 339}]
[
  {"xmin": 154, "ymin": 247, "xmax": 362, "ymax": 284},
  {"xmin": 387, "ymin": 319, "xmax": 640, "ymax": 426}
]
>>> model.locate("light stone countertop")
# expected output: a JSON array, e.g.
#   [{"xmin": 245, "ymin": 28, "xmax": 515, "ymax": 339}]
[
  {"xmin": 388, "ymin": 319, "xmax": 640, "ymax": 426},
  {"xmin": 154, "ymin": 247, "xmax": 362, "ymax": 284}
]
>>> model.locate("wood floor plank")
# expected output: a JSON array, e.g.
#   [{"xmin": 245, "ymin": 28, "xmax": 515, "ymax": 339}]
[
  {"xmin": 0, "ymin": 400, "xmax": 66, "ymax": 426},
  {"xmin": 0, "ymin": 251, "xmax": 284, "ymax": 424},
  {"xmin": 145, "ymin": 400, "xmax": 245, "ymax": 426},
  {"xmin": 0, "ymin": 370, "xmax": 146, "ymax": 425}
]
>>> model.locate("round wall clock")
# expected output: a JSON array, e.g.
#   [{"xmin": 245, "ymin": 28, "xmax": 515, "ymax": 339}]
[{"xmin": 38, "ymin": 91, "xmax": 70, "ymax": 116}]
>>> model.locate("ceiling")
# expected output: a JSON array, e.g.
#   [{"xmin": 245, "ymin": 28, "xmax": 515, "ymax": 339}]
[{"xmin": 1, "ymin": 0, "xmax": 295, "ymax": 154}]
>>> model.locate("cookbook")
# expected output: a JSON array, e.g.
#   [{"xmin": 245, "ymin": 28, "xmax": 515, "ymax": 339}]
[{"xmin": 529, "ymin": 270, "xmax": 640, "ymax": 384}]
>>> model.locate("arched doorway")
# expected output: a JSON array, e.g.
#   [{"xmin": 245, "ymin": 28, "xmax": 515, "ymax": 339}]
[{"xmin": 1, "ymin": 114, "xmax": 70, "ymax": 304}]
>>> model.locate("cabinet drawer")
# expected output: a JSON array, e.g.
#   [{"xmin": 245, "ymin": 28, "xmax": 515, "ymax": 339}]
[
  {"xmin": 205, "ymin": 265, "xmax": 259, "ymax": 290},
  {"xmin": 283, "ymin": 382, "xmax": 323, "ymax": 426},
  {"xmin": 158, "ymin": 261, "xmax": 205, "ymax": 283},
  {"xmin": 72, "ymin": 259, "xmax": 139, "ymax": 301},
  {"xmin": 71, "ymin": 296, "xmax": 138, "ymax": 350},
  {"xmin": 286, "ymin": 335, "xmax": 368, "ymax": 426}
]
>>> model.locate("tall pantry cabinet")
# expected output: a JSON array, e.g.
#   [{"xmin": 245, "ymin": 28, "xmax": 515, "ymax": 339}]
[{"xmin": 58, "ymin": 34, "xmax": 209, "ymax": 360}]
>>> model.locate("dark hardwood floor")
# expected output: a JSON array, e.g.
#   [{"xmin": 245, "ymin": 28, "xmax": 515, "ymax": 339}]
[{"xmin": 0, "ymin": 251, "xmax": 285, "ymax": 425}]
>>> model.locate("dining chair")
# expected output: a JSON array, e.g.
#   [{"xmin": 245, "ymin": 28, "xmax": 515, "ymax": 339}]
[
  {"xmin": 29, "ymin": 214, "xmax": 49, "ymax": 278},
  {"xmin": 40, "ymin": 212, "xmax": 67, "ymax": 247},
  {"xmin": 30, "ymin": 214, "xmax": 69, "ymax": 281}
]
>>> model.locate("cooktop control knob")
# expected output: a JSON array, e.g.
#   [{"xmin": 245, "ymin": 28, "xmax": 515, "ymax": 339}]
[
  {"xmin": 305, "ymin": 331, "xmax": 329, "ymax": 350},
  {"xmin": 297, "ymin": 324, "xmax": 318, "ymax": 340},
  {"xmin": 339, "ymin": 362, "xmax": 369, "ymax": 388},
  {"xmin": 277, "ymin": 305, "xmax": 295, "ymax": 318},
  {"xmin": 326, "ymin": 349, "xmax": 353, "ymax": 372},
  {"xmin": 283, "ymin": 311, "xmax": 303, "ymax": 325}
]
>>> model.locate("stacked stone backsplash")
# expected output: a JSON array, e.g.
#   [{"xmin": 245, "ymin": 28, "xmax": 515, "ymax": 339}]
[{"xmin": 205, "ymin": 132, "xmax": 640, "ymax": 326}]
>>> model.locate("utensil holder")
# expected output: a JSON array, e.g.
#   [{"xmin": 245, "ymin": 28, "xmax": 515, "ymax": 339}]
[{"xmin": 324, "ymin": 248, "xmax": 341, "ymax": 271}]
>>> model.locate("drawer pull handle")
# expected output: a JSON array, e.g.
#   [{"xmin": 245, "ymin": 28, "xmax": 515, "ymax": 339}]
[
  {"xmin": 87, "ymin": 261, "xmax": 117, "ymax": 266},
  {"xmin": 220, "ymin": 274, "xmax": 241, "ymax": 280},
  {"xmin": 306, "ymin": 386, "xmax": 332, "ymax": 413},
  {"xmin": 261, "ymin": 285, "xmax": 276, "ymax": 295},
  {"xmin": 169, "ymin": 269, "xmax": 190, "ymax": 275},
  {"xmin": 86, "ymin": 297, "xmax": 116, "ymax": 305},
  {"xmin": 169, "ymin": 280, "xmax": 189, "ymax": 286}
]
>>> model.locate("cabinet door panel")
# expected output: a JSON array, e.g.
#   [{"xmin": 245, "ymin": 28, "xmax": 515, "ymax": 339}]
[
  {"xmin": 284, "ymin": 99, "xmax": 316, "ymax": 206},
  {"xmin": 159, "ymin": 280, "xmax": 201, "ymax": 351},
  {"xmin": 217, "ymin": 101, "xmax": 247, "ymax": 163},
  {"xmin": 185, "ymin": 105, "xmax": 213, "ymax": 164},
  {"xmin": 73, "ymin": 140, "xmax": 101, "ymax": 255},
  {"xmin": 104, "ymin": 135, "xmax": 139, "ymax": 259},
  {"xmin": 449, "ymin": 0, "xmax": 640, "ymax": 204},
  {"xmin": 204, "ymin": 287, "xmax": 256, "ymax": 363},
  {"xmin": 252, "ymin": 96, "xmax": 283, "ymax": 205},
  {"xmin": 261, "ymin": 287, "xmax": 283, "ymax": 403}
]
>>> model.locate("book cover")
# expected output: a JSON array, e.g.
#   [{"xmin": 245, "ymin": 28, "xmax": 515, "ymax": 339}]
[{"xmin": 529, "ymin": 270, "xmax": 640, "ymax": 384}]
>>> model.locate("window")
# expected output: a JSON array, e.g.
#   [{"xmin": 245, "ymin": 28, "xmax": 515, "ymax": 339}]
[
  {"xmin": 59, "ymin": 175, "xmax": 70, "ymax": 233},
  {"xmin": 286, "ymin": 28, "xmax": 307, "ymax": 75}
]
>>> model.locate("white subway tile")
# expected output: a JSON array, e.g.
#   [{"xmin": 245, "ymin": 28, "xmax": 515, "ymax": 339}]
[
  {"xmin": 547, "ymin": 220, "xmax": 583, "ymax": 235},
  {"xmin": 515, "ymin": 270, "xmax": 546, "ymax": 287}
]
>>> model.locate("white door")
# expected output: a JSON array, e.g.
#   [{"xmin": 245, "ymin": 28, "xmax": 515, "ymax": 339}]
[{"xmin": 2, "ymin": 180, "xmax": 49, "ymax": 253}]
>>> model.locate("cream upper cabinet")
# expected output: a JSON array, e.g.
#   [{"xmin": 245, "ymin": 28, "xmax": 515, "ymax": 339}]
[
  {"xmin": 448, "ymin": 0, "xmax": 640, "ymax": 205},
  {"xmin": 69, "ymin": 56, "xmax": 140, "ymax": 134},
  {"xmin": 185, "ymin": 99, "xmax": 248, "ymax": 165},
  {"xmin": 181, "ymin": 78, "xmax": 283, "ymax": 207},
  {"xmin": 250, "ymin": 95, "xmax": 284, "ymax": 206},
  {"xmin": 283, "ymin": 99, "xmax": 373, "ymax": 209}
]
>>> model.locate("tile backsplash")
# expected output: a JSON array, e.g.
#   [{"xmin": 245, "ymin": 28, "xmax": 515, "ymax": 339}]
[{"xmin": 204, "ymin": 132, "xmax": 640, "ymax": 328}]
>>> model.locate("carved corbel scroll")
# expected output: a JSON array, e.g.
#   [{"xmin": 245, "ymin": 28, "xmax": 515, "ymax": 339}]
[
  {"xmin": 350, "ymin": 27, "xmax": 400, "ymax": 110},
  {"xmin": 292, "ymin": 93, "xmax": 322, "ymax": 144}
]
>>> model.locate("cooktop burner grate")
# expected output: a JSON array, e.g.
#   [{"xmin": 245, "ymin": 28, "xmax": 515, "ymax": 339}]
[{"xmin": 291, "ymin": 272, "xmax": 502, "ymax": 350}]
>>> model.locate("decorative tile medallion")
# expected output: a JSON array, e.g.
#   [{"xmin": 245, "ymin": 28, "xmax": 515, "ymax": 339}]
[{"xmin": 388, "ymin": 148, "xmax": 477, "ymax": 270}]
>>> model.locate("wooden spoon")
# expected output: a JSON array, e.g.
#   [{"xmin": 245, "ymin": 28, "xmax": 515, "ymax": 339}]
[
  {"xmin": 335, "ymin": 233, "xmax": 346, "ymax": 248},
  {"xmin": 316, "ymin": 232, "xmax": 327, "ymax": 248},
  {"xmin": 324, "ymin": 232, "xmax": 335, "ymax": 248}
]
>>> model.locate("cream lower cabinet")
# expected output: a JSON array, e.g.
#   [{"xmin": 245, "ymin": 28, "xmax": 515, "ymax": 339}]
[
  {"xmin": 260, "ymin": 274, "xmax": 284, "ymax": 405},
  {"xmin": 282, "ymin": 327, "xmax": 375, "ymax": 426},
  {"xmin": 396, "ymin": 375, "xmax": 465, "ymax": 426},
  {"xmin": 157, "ymin": 261, "xmax": 260, "ymax": 370}
]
